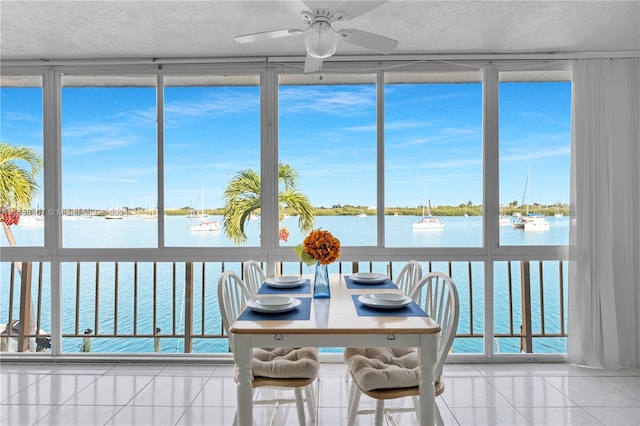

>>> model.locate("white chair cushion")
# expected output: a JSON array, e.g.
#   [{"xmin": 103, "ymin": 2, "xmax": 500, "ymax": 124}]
[
  {"xmin": 344, "ymin": 347, "xmax": 419, "ymax": 391},
  {"xmin": 251, "ymin": 347, "xmax": 320, "ymax": 379}
]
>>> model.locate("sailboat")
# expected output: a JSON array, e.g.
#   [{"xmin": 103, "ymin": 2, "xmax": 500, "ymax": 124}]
[
  {"xmin": 187, "ymin": 188, "xmax": 209, "ymax": 219},
  {"xmin": 554, "ymin": 205, "xmax": 564, "ymax": 218},
  {"xmin": 512, "ymin": 168, "xmax": 551, "ymax": 231},
  {"xmin": 189, "ymin": 188, "xmax": 221, "ymax": 232},
  {"xmin": 142, "ymin": 196, "xmax": 158, "ymax": 220},
  {"xmin": 412, "ymin": 199, "xmax": 444, "ymax": 229},
  {"xmin": 412, "ymin": 177, "xmax": 444, "ymax": 230},
  {"xmin": 499, "ymin": 199, "xmax": 511, "ymax": 225}
]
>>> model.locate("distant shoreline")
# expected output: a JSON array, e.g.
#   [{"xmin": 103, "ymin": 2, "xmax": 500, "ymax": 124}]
[{"xmin": 17, "ymin": 203, "xmax": 569, "ymax": 219}]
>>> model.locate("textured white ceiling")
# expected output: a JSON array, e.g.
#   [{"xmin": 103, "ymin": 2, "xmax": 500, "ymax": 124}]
[{"xmin": 1, "ymin": 1, "xmax": 638, "ymax": 62}]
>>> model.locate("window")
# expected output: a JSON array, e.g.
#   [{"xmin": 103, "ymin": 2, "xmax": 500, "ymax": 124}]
[
  {"xmin": 278, "ymin": 73, "xmax": 377, "ymax": 250},
  {"xmin": 498, "ymin": 75, "xmax": 571, "ymax": 245},
  {"xmin": 163, "ymin": 75, "xmax": 260, "ymax": 247},
  {"xmin": 61, "ymin": 75, "xmax": 157, "ymax": 247},
  {"xmin": 0, "ymin": 75, "xmax": 44, "ymax": 247},
  {"xmin": 385, "ymin": 72, "xmax": 483, "ymax": 247}
]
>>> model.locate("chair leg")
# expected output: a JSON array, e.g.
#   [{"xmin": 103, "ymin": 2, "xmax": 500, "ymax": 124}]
[
  {"xmin": 305, "ymin": 384, "xmax": 317, "ymax": 424},
  {"xmin": 411, "ymin": 394, "xmax": 444, "ymax": 426},
  {"xmin": 294, "ymin": 387, "xmax": 307, "ymax": 425},
  {"xmin": 411, "ymin": 395, "xmax": 420, "ymax": 418},
  {"xmin": 374, "ymin": 399, "xmax": 385, "ymax": 426},
  {"xmin": 347, "ymin": 383, "xmax": 362, "ymax": 426},
  {"xmin": 435, "ymin": 403, "xmax": 444, "ymax": 426}
]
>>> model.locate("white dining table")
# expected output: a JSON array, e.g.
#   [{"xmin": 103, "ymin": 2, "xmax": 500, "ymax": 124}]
[{"xmin": 229, "ymin": 273, "xmax": 441, "ymax": 425}]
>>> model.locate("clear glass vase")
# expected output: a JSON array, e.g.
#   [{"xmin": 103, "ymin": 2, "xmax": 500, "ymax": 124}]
[{"xmin": 313, "ymin": 261, "xmax": 330, "ymax": 298}]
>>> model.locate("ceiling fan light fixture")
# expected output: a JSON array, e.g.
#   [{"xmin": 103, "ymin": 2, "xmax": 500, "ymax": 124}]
[{"xmin": 304, "ymin": 22, "xmax": 337, "ymax": 59}]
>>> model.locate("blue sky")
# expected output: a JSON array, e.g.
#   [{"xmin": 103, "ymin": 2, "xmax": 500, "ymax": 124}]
[{"xmin": 1, "ymin": 80, "xmax": 571, "ymax": 210}]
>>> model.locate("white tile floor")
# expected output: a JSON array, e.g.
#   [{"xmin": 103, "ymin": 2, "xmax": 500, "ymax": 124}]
[{"xmin": 1, "ymin": 362, "xmax": 639, "ymax": 425}]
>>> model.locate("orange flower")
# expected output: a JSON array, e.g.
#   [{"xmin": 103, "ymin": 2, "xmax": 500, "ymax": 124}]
[{"xmin": 300, "ymin": 229, "xmax": 341, "ymax": 265}]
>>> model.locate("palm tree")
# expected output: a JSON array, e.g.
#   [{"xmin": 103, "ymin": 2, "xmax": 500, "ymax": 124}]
[
  {"xmin": 223, "ymin": 163, "xmax": 314, "ymax": 244},
  {"xmin": 0, "ymin": 143, "xmax": 42, "ymax": 351},
  {"xmin": 0, "ymin": 143, "xmax": 43, "ymax": 247}
]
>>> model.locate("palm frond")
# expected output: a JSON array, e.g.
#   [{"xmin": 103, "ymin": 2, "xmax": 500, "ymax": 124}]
[
  {"xmin": 222, "ymin": 163, "xmax": 315, "ymax": 244},
  {"xmin": 0, "ymin": 143, "xmax": 42, "ymax": 209}
]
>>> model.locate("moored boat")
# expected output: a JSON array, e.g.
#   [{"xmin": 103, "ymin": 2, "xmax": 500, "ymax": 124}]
[
  {"xmin": 19, "ymin": 215, "xmax": 44, "ymax": 227},
  {"xmin": 412, "ymin": 215, "xmax": 445, "ymax": 229},
  {"xmin": 512, "ymin": 213, "xmax": 551, "ymax": 231},
  {"xmin": 190, "ymin": 221, "xmax": 221, "ymax": 231}
]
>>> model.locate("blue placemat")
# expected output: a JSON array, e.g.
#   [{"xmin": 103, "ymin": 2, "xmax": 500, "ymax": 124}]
[
  {"xmin": 257, "ymin": 279, "xmax": 311, "ymax": 295},
  {"xmin": 345, "ymin": 275, "xmax": 398, "ymax": 290},
  {"xmin": 351, "ymin": 294, "xmax": 428, "ymax": 317},
  {"xmin": 237, "ymin": 297, "xmax": 312, "ymax": 321}
]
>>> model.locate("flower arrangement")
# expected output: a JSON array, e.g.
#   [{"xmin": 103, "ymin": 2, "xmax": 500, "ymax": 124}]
[{"xmin": 294, "ymin": 229, "xmax": 341, "ymax": 266}]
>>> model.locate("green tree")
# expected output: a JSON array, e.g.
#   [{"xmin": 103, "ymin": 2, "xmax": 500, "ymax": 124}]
[
  {"xmin": 222, "ymin": 163, "xmax": 314, "ymax": 244},
  {"xmin": 0, "ymin": 143, "xmax": 43, "ymax": 247},
  {"xmin": 0, "ymin": 143, "xmax": 43, "ymax": 350}
]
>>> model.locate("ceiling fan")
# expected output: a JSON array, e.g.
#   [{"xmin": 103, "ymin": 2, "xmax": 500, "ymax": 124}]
[{"xmin": 234, "ymin": 1, "xmax": 399, "ymax": 73}]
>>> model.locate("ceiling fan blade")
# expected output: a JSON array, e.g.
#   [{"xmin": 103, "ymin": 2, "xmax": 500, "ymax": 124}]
[
  {"xmin": 301, "ymin": 1, "xmax": 339, "ymax": 12},
  {"xmin": 304, "ymin": 55, "xmax": 323, "ymax": 73},
  {"xmin": 334, "ymin": 1, "xmax": 388, "ymax": 20},
  {"xmin": 342, "ymin": 28, "xmax": 398, "ymax": 54},
  {"xmin": 235, "ymin": 28, "xmax": 305, "ymax": 44}
]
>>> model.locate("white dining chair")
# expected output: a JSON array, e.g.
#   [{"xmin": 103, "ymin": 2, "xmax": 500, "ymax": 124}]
[
  {"xmin": 344, "ymin": 261, "xmax": 423, "ymax": 383},
  {"xmin": 242, "ymin": 259, "xmax": 265, "ymax": 296},
  {"xmin": 343, "ymin": 271, "xmax": 460, "ymax": 426},
  {"xmin": 395, "ymin": 260, "xmax": 423, "ymax": 301},
  {"xmin": 217, "ymin": 270, "xmax": 319, "ymax": 426}
]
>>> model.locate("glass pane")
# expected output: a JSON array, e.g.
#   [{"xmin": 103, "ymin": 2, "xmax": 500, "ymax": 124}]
[
  {"xmin": 385, "ymin": 74, "xmax": 483, "ymax": 247},
  {"xmin": 60, "ymin": 261, "xmax": 239, "ymax": 354},
  {"xmin": 278, "ymin": 74, "xmax": 377, "ymax": 253},
  {"xmin": 499, "ymin": 79, "xmax": 571, "ymax": 245},
  {"xmin": 0, "ymin": 76, "xmax": 44, "ymax": 247},
  {"xmin": 61, "ymin": 75, "xmax": 157, "ymax": 247},
  {"xmin": 163, "ymin": 75, "xmax": 260, "ymax": 247},
  {"xmin": 493, "ymin": 260, "xmax": 569, "ymax": 354},
  {"xmin": 0, "ymin": 261, "xmax": 51, "ymax": 353}
]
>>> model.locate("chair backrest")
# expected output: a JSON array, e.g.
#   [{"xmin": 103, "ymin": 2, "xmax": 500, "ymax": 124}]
[
  {"xmin": 243, "ymin": 260, "xmax": 265, "ymax": 296},
  {"xmin": 395, "ymin": 260, "xmax": 423, "ymax": 301},
  {"xmin": 217, "ymin": 270, "xmax": 251, "ymax": 349},
  {"xmin": 409, "ymin": 272, "xmax": 459, "ymax": 383}
]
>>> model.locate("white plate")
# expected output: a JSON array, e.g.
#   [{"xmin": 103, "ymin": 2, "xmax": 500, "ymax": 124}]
[
  {"xmin": 350, "ymin": 272, "xmax": 388, "ymax": 283},
  {"xmin": 247, "ymin": 298, "xmax": 301, "ymax": 314},
  {"xmin": 370, "ymin": 293, "xmax": 408, "ymax": 303},
  {"xmin": 255, "ymin": 296, "xmax": 294, "ymax": 307},
  {"xmin": 358, "ymin": 294, "xmax": 411, "ymax": 309},
  {"xmin": 274, "ymin": 275, "xmax": 301, "ymax": 283},
  {"xmin": 354, "ymin": 272, "xmax": 380, "ymax": 279},
  {"xmin": 264, "ymin": 277, "xmax": 306, "ymax": 288}
]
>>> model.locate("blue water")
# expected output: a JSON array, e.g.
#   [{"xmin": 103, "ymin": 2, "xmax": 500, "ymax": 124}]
[{"xmin": 1, "ymin": 215, "xmax": 569, "ymax": 355}]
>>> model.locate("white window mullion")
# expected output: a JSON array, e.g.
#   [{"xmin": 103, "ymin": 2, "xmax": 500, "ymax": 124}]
[
  {"xmin": 377, "ymin": 72, "xmax": 385, "ymax": 247},
  {"xmin": 262, "ymin": 68, "xmax": 279, "ymax": 275},
  {"xmin": 157, "ymin": 73, "xmax": 165, "ymax": 248},
  {"xmin": 482, "ymin": 68, "xmax": 499, "ymax": 358},
  {"xmin": 43, "ymin": 68, "xmax": 62, "ymax": 354}
]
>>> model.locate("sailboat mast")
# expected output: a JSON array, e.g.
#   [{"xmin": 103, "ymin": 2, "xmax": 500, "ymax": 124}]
[
  {"xmin": 200, "ymin": 187, "xmax": 205, "ymax": 216},
  {"xmin": 521, "ymin": 168, "xmax": 530, "ymax": 216},
  {"xmin": 421, "ymin": 176, "xmax": 427, "ymax": 216}
]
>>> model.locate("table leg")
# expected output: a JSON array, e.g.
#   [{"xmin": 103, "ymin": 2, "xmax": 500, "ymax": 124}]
[
  {"xmin": 419, "ymin": 333, "xmax": 438, "ymax": 425},
  {"xmin": 234, "ymin": 335, "xmax": 253, "ymax": 426}
]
